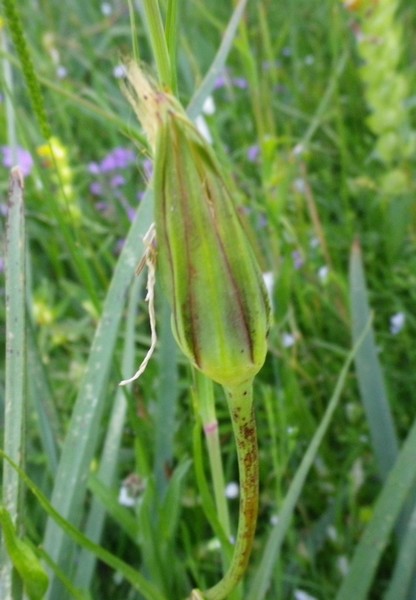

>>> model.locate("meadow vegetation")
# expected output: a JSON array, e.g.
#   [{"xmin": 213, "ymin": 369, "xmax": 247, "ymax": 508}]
[{"xmin": 1, "ymin": 1, "xmax": 416, "ymax": 599}]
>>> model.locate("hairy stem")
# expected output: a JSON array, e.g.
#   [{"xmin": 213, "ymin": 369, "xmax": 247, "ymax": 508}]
[{"xmin": 192, "ymin": 380, "xmax": 258, "ymax": 600}]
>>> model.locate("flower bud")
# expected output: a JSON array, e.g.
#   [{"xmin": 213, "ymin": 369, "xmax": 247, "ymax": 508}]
[{"xmin": 124, "ymin": 64, "xmax": 270, "ymax": 387}]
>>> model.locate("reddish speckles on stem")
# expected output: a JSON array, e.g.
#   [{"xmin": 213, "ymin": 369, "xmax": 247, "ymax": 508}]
[{"xmin": 195, "ymin": 382, "xmax": 259, "ymax": 600}]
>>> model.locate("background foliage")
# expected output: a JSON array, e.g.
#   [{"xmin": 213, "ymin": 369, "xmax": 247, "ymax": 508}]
[{"xmin": 1, "ymin": 0, "xmax": 416, "ymax": 599}]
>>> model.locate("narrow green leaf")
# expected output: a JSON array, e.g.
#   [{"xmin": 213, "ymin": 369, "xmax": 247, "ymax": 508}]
[
  {"xmin": 86, "ymin": 475, "xmax": 139, "ymax": 544},
  {"xmin": 26, "ymin": 318, "xmax": 60, "ymax": 476},
  {"xmin": 349, "ymin": 240, "xmax": 399, "ymax": 479},
  {"xmin": 74, "ymin": 276, "xmax": 144, "ymax": 589},
  {"xmin": 349, "ymin": 241, "xmax": 416, "ymax": 598},
  {"xmin": 384, "ymin": 503, "xmax": 416, "ymax": 600},
  {"xmin": 165, "ymin": 0, "xmax": 179, "ymax": 93},
  {"xmin": 1, "ymin": 451, "xmax": 167, "ymax": 600},
  {"xmin": 159, "ymin": 460, "xmax": 191, "ymax": 541},
  {"xmin": 142, "ymin": 0, "xmax": 172, "ymax": 86},
  {"xmin": 37, "ymin": 547, "xmax": 90, "ymax": 600},
  {"xmin": 335, "ymin": 417, "xmax": 416, "ymax": 600},
  {"xmin": 43, "ymin": 191, "xmax": 153, "ymax": 597},
  {"xmin": 192, "ymin": 422, "xmax": 233, "ymax": 553},
  {"xmin": 154, "ymin": 296, "xmax": 179, "ymax": 498},
  {"xmin": 1, "ymin": 168, "xmax": 26, "ymax": 600}
]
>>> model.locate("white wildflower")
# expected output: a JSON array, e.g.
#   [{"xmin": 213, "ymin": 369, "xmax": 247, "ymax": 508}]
[
  {"xmin": 282, "ymin": 332, "xmax": 296, "ymax": 348},
  {"xmin": 225, "ymin": 482, "xmax": 239, "ymax": 499},
  {"xmin": 318, "ymin": 265, "xmax": 329, "ymax": 283},
  {"xmin": 390, "ymin": 311, "xmax": 405, "ymax": 335}
]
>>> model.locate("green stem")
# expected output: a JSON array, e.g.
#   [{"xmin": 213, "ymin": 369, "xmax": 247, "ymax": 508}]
[
  {"xmin": 194, "ymin": 371, "xmax": 231, "ymax": 541},
  {"xmin": 142, "ymin": 0, "xmax": 172, "ymax": 87},
  {"xmin": 193, "ymin": 380, "xmax": 258, "ymax": 600},
  {"xmin": 165, "ymin": 0, "xmax": 179, "ymax": 94}
]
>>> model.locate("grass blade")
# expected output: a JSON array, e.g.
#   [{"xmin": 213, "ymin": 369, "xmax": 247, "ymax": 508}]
[
  {"xmin": 349, "ymin": 239, "xmax": 399, "ymax": 479},
  {"xmin": 26, "ymin": 318, "xmax": 60, "ymax": 476},
  {"xmin": 349, "ymin": 241, "xmax": 416, "ymax": 599},
  {"xmin": 73, "ymin": 276, "xmax": 144, "ymax": 589},
  {"xmin": 335, "ymin": 416, "xmax": 416, "ymax": 600},
  {"xmin": 1, "ymin": 451, "xmax": 167, "ymax": 600},
  {"xmin": 43, "ymin": 191, "xmax": 153, "ymax": 598},
  {"xmin": 142, "ymin": 0, "xmax": 172, "ymax": 86},
  {"xmin": 1, "ymin": 168, "xmax": 26, "ymax": 600},
  {"xmin": 384, "ymin": 502, "xmax": 416, "ymax": 600},
  {"xmin": 154, "ymin": 297, "xmax": 179, "ymax": 499}
]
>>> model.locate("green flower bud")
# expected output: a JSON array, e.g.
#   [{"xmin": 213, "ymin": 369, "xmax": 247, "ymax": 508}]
[{"xmin": 124, "ymin": 64, "xmax": 270, "ymax": 387}]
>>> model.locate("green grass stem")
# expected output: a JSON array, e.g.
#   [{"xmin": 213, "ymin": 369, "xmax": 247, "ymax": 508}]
[
  {"xmin": 142, "ymin": 0, "xmax": 172, "ymax": 87},
  {"xmin": 194, "ymin": 371, "xmax": 231, "ymax": 542}
]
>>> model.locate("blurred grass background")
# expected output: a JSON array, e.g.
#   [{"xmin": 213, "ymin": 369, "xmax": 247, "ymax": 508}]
[{"xmin": 1, "ymin": 0, "xmax": 416, "ymax": 599}]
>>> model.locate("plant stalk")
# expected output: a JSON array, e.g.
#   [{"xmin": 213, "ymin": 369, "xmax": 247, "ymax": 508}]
[
  {"xmin": 195, "ymin": 371, "xmax": 231, "ymax": 541},
  {"xmin": 192, "ymin": 380, "xmax": 258, "ymax": 600}
]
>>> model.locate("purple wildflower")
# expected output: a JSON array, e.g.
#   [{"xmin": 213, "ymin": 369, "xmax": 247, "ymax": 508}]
[
  {"xmin": 110, "ymin": 174, "xmax": 126, "ymax": 188},
  {"xmin": 88, "ymin": 161, "xmax": 101, "ymax": 175},
  {"xmin": 258, "ymin": 214, "xmax": 268, "ymax": 229},
  {"xmin": 214, "ymin": 71, "xmax": 248, "ymax": 91},
  {"xmin": 214, "ymin": 74, "xmax": 228, "ymax": 90},
  {"xmin": 127, "ymin": 206, "xmax": 136, "ymax": 222},
  {"xmin": 0, "ymin": 257, "xmax": 4, "ymax": 274},
  {"xmin": 100, "ymin": 147, "xmax": 135, "ymax": 172},
  {"xmin": 95, "ymin": 201, "xmax": 109, "ymax": 213},
  {"xmin": 90, "ymin": 181, "xmax": 103, "ymax": 196},
  {"xmin": 292, "ymin": 250, "xmax": 304, "ymax": 270},
  {"xmin": 232, "ymin": 77, "xmax": 248, "ymax": 90},
  {"xmin": 1, "ymin": 146, "xmax": 34, "ymax": 176},
  {"xmin": 247, "ymin": 145, "xmax": 260, "ymax": 162}
]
